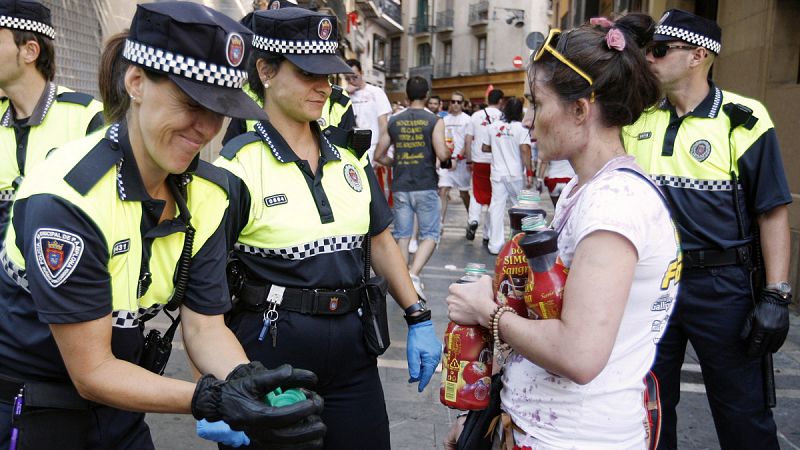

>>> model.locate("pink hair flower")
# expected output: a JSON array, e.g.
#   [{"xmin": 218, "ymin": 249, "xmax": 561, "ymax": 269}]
[
  {"xmin": 606, "ymin": 28, "xmax": 626, "ymax": 51},
  {"xmin": 589, "ymin": 17, "xmax": 614, "ymax": 28}
]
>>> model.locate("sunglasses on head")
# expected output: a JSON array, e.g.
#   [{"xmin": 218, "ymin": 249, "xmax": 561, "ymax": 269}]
[
  {"xmin": 646, "ymin": 42, "xmax": 698, "ymax": 58},
  {"xmin": 533, "ymin": 28, "xmax": 594, "ymax": 102}
]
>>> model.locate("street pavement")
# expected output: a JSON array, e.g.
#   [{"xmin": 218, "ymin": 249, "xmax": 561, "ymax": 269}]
[{"xmin": 147, "ymin": 193, "xmax": 800, "ymax": 449}]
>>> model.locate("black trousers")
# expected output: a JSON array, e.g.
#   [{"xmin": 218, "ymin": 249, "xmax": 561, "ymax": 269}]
[
  {"xmin": 653, "ymin": 265, "xmax": 778, "ymax": 450},
  {"xmin": 0, "ymin": 400, "xmax": 153, "ymax": 450},
  {"xmin": 223, "ymin": 309, "xmax": 390, "ymax": 450}
]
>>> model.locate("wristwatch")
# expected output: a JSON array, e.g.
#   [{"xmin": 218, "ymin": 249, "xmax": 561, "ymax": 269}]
[
  {"xmin": 766, "ymin": 281, "xmax": 792, "ymax": 299},
  {"xmin": 404, "ymin": 297, "xmax": 428, "ymax": 316}
]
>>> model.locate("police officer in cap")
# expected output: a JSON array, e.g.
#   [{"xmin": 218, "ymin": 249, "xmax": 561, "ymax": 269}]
[
  {"xmin": 0, "ymin": 0, "xmax": 104, "ymax": 239},
  {"xmin": 0, "ymin": 2, "xmax": 326, "ymax": 448},
  {"xmin": 215, "ymin": 7, "xmax": 441, "ymax": 449},
  {"xmin": 624, "ymin": 9, "xmax": 792, "ymax": 449},
  {"xmin": 222, "ymin": 0, "xmax": 356, "ymax": 154}
]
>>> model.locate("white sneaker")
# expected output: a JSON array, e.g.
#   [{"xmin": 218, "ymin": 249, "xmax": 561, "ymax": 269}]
[
  {"xmin": 409, "ymin": 272, "xmax": 426, "ymax": 300},
  {"xmin": 408, "ymin": 239, "xmax": 418, "ymax": 254}
]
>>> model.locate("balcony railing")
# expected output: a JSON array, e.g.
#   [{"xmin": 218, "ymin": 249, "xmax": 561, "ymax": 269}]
[
  {"xmin": 376, "ymin": 0, "xmax": 402, "ymax": 26},
  {"xmin": 409, "ymin": 17, "xmax": 431, "ymax": 34},
  {"xmin": 436, "ymin": 10, "xmax": 454, "ymax": 31},
  {"xmin": 388, "ymin": 57, "xmax": 404, "ymax": 75},
  {"xmin": 470, "ymin": 60, "xmax": 489, "ymax": 74},
  {"xmin": 468, "ymin": 0, "xmax": 489, "ymax": 26},
  {"xmin": 435, "ymin": 63, "xmax": 452, "ymax": 78}
]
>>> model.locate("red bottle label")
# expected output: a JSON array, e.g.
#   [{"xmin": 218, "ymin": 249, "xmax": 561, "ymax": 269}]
[
  {"xmin": 524, "ymin": 258, "xmax": 568, "ymax": 319},
  {"xmin": 440, "ymin": 323, "xmax": 493, "ymax": 410},
  {"xmin": 494, "ymin": 232, "xmax": 530, "ymax": 318}
]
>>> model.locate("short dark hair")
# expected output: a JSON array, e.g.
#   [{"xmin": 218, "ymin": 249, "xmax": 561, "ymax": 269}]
[
  {"xmin": 501, "ymin": 97, "xmax": 523, "ymax": 122},
  {"xmin": 246, "ymin": 48, "xmax": 285, "ymax": 102},
  {"xmin": 12, "ymin": 29, "xmax": 55, "ymax": 81},
  {"xmin": 428, "ymin": 95, "xmax": 441, "ymax": 103},
  {"xmin": 529, "ymin": 13, "xmax": 659, "ymax": 127},
  {"xmin": 487, "ymin": 89, "xmax": 504, "ymax": 105},
  {"xmin": 406, "ymin": 76, "xmax": 428, "ymax": 101},
  {"xmin": 346, "ymin": 58, "xmax": 362, "ymax": 73}
]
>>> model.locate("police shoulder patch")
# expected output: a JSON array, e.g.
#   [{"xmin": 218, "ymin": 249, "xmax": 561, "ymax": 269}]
[
  {"xmin": 343, "ymin": 164, "xmax": 362, "ymax": 192},
  {"xmin": 34, "ymin": 228, "xmax": 85, "ymax": 288},
  {"xmin": 689, "ymin": 139, "xmax": 712, "ymax": 162}
]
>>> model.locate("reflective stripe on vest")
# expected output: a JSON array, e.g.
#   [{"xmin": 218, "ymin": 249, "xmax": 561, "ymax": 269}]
[
  {"xmin": 623, "ymin": 90, "xmax": 773, "ymax": 187},
  {"xmin": 215, "ymin": 139, "xmax": 370, "ymax": 258}
]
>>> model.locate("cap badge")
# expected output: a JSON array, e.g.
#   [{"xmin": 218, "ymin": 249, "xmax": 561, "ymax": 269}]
[
  {"xmin": 343, "ymin": 164, "xmax": 362, "ymax": 192},
  {"xmin": 269, "ymin": 1, "xmax": 282, "ymax": 9},
  {"xmin": 226, "ymin": 32, "xmax": 245, "ymax": 67},
  {"xmin": 689, "ymin": 139, "xmax": 712, "ymax": 162},
  {"xmin": 318, "ymin": 18, "xmax": 333, "ymax": 40}
]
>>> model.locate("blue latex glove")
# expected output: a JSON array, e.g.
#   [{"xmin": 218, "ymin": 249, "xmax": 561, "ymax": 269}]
[
  {"xmin": 196, "ymin": 419, "xmax": 251, "ymax": 447},
  {"xmin": 407, "ymin": 320, "xmax": 443, "ymax": 392}
]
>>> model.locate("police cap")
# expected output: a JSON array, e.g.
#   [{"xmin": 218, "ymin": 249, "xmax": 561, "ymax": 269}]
[
  {"xmin": 251, "ymin": 7, "xmax": 352, "ymax": 75},
  {"xmin": 654, "ymin": 9, "xmax": 722, "ymax": 54},
  {"xmin": 124, "ymin": 1, "xmax": 266, "ymax": 121},
  {"xmin": 0, "ymin": 0, "xmax": 54, "ymax": 39}
]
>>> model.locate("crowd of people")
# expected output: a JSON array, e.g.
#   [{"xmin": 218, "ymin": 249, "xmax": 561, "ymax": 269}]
[{"xmin": 0, "ymin": 0, "xmax": 793, "ymax": 449}]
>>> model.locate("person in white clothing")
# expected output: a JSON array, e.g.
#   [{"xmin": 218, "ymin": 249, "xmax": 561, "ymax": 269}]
[
  {"xmin": 438, "ymin": 91, "xmax": 473, "ymax": 224},
  {"xmin": 537, "ymin": 158, "xmax": 576, "ymax": 205},
  {"xmin": 465, "ymin": 89, "xmax": 504, "ymax": 242},
  {"xmin": 346, "ymin": 59, "xmax": 393, "ymax": 194},
  {"xmin": 444, "ymin": 14, "xmax": 680, "ymax": 450},
  {"xmin": 481, "ymin": 97, "xmax": 533, "ymax": 254}
]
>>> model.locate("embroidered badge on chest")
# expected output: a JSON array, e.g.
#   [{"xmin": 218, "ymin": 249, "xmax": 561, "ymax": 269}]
[
  {"xmin": 112, "ymin": 239, "xmax": 130, "ymax": 256},
  {"xmin": 343, "ymin": 164, "xmax": 362, "ymax": 192},
  {"xmin": 264, "ymin": 194, "xmax": 288, "ymax": 207},
  {"xmin": 34, "ymin": 228, "xmax": 85, "ymax": 287},
  {"xmin": 689, "ymin": 139, "xmax": 712, "ymax": 162}
]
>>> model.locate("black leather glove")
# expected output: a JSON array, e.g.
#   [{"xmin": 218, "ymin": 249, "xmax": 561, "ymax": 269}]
[
  {"xmin": 191, "ymin": 363, "xmax": 326, "ymax": 448},
  {"xmin": 740, "ymin": 289, "xmax": 791, "ymax": 357}
]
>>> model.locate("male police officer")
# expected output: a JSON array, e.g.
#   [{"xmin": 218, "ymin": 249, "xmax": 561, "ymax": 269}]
[
  {"xmin": 624, "ymin": 10, "xmax": 792, "ymax": 449},
  {"xmin": 221, "ymin": 0, "xmax": 356, "ymax": 150},
  {"xmin": 0, "ymin": 0, "xmax": 104, "ymax": 238}
]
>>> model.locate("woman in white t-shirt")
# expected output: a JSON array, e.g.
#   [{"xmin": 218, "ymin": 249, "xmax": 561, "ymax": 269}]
[
  {"xmin": 481, "ymin": 97, "xmax": 533, "ymax": 254},
  {"xmin": 445, "ymin": 14, "xmax": 680, "ymax": 450}
]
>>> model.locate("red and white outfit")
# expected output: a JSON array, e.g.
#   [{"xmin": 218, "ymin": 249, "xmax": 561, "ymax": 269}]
[
  {"xmin": 468, "ymin": 106, "xmax": 502, "ymax": 238},
  {"xmin": 438, "ymin": 112, "xmax": 472, "ymax": 190},
  {"xmin": 482, "ymin": 120, "xmax": 531, "ymax": 253}
]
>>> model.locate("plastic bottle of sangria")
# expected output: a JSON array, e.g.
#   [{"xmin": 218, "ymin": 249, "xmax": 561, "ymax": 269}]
[
  {"xmin": 519, "ymin": 230, "xmax": 568, "ymax": 320},
  {"xmin": 440, "ymin": 263, "xmax": 493, "ymax": 410},
  {"xmin": 494, "ymin": 214, "xmax": 548, "ymax": 317}
]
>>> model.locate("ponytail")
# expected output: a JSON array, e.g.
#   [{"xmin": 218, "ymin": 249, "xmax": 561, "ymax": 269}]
[{"xmin": 98, "ymin": 32, "xmax": 131, "ymax": 123}]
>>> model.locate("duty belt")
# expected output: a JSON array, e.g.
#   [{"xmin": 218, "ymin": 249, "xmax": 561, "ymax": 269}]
[
  {"xmin": 0, "ymin": 373, "xmax": 89, "ymax": 409},
  {"xmin": 682, "ymin": 245, "xmax": 752, "ymax": 271},
  {"xmin": 238, "ymin": 280, "xmax": 364, "ymax": 316}
]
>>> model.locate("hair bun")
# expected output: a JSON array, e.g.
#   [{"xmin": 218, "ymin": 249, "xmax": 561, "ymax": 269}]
[{"xmin": 614, "ymin": 13, "xmax": 655, "ymax": 49}]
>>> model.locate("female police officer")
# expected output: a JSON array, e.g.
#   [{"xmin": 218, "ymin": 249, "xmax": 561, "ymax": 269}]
[
  {"xmin": 0, "ymin": 3, "xmax": 325, "ymax": 449},
  {"xmin": 215, "ymin": 7, "xmax": 441, "ymax": 449}
]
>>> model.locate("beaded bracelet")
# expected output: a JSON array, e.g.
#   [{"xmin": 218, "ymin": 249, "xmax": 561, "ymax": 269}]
[{"xmin": 491, "ymin": 306, "xmax": 515, "ymax": 357}]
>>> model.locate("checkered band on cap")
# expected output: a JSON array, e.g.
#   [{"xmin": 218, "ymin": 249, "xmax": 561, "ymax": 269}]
[
  {"xmin": 252, "ymin": 35, "xmax": 338, "ymax": 54},
  {"xmin": 655, "ymin": 25, "xmax": 721, "ymax": 53},
  {"xmin": 122, "ymin": 39, "xmax": 247, "ymax": 89},
  {"xmin": 0, "ymin": 15, "xmax": 55, "ymax": 39}
]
